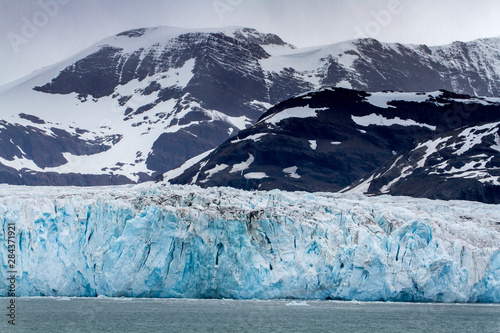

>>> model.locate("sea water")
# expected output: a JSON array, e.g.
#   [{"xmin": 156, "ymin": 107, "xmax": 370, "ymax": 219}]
[{"xmin": 1, "ymin": 298, "xmax": 499, "ymax": 332}]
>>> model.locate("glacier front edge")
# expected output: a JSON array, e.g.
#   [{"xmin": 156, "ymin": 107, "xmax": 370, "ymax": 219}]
[{"xmin": 0, "ymin": 184, "xmax": 499, "ymax": 302}]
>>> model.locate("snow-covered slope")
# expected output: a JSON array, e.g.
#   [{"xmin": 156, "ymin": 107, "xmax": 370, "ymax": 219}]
[
  {"xmin": 2, "ymin": 27, "xmax": 500, "ymax": 186},
  {"xmin": 262, "ymin": 37, "xmax": 500, "ymax": 97},
  {"xmin": 168, "ymin": 88, "xmax": 500, "ymax": 203},
  {"xmin": 0, "ymin": 184, "xmax": 498, "ymax": 302},
  {"xmin": 347, "ymin": 120, "xmax": 500, "ymax": 202},
  {"xmin": 0, "ymin": 26, "xmax": 292, "ymax": 185}
]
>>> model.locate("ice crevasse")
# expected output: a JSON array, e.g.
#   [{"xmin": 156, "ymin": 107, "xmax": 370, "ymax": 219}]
[{"xmin": 0, "ymin": 184, "xmax": 499, "ymax": 302}]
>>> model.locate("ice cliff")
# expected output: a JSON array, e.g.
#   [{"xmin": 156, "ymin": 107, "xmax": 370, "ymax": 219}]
[{"xmin": 1, "ymin": 184, "xmax": 499, "ymax": 302}]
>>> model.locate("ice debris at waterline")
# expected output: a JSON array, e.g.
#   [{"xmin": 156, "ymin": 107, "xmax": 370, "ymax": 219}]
[{"xmin": 0, "ymin": 184, "xmax": 499, "ymax": 302}]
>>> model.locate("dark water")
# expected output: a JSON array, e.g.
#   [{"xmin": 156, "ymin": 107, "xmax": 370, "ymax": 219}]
[{"xmin": 1, "ymin": 297, "xmax": 499, "ymax": 332}]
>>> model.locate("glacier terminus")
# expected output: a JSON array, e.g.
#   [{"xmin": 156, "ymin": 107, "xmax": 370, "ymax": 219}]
[{"xmin": 1, "ymin": 183, "xmax": 498, "ymax": 302}]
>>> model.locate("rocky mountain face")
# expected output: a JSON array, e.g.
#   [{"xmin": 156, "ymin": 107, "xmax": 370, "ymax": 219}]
[
  {"xmin": 1, "ymin": 26, "xmax": 500, "ymax": 185},
  {"xmin": 0, "ymin": 27, "xmax": 289, "ymax": 185},
  {"xmin": 166, "ymin": 88, "xmax": 500, "ymax": 203},
  {"xmin": 349, "ymin": 120, "xmax": 500, "ymax": 203}
]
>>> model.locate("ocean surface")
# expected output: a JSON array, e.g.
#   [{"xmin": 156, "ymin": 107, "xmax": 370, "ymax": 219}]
[{"xmin": 1, "ymin": 298, "xmax": 499, "ymax": 332}]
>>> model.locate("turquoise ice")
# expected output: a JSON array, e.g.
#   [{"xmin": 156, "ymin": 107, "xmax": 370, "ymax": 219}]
[{"xmin": 1, "ymin": 184, "xmax": 499, "ymax": 302}]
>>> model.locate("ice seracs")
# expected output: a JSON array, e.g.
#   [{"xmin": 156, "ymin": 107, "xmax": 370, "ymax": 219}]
[{"xmin": 0, "ymin": 183, "xmax": 498, "ymax": 302}]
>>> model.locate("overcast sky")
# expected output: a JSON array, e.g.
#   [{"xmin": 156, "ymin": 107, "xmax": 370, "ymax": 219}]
[{"xmin": 1, "ymin": 0, "xmax": 500, "ymax": 86}]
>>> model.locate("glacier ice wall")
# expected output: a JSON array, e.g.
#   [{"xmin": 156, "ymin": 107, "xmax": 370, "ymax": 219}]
[{"xmin": 1, "ymin": 184, "xmax": 499, "ymax": 302}]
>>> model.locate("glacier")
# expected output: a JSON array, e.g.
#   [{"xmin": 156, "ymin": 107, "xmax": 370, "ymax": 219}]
[{"xmin": 0, "ymin": 183, "xmax": 499, "ymax": 302}]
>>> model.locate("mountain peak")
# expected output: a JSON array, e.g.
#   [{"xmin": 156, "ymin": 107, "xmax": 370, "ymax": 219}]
[
  {"xmin": 116, "ymin": 27, "xmax": 153, "ymax": 38},
  {"xmin": 108, "ymin": 25, "xmax": 295, "ymax": 49}
]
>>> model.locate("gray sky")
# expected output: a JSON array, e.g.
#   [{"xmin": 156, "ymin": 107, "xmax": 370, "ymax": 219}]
[{"xmin": 1, "ymin": 0, "xmax": 500, "ymax": 86}]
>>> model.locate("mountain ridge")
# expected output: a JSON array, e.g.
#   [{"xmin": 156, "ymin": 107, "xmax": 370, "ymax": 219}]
[
  {"xmin": 1, "ymin": 26, "xmax": 500, "ymax": 186},
  {"xmin": 166, "ymin": 87, "xmax": 500, "ymax": 203}
]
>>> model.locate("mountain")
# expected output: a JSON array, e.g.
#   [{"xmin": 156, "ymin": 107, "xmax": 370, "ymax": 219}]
[
  {"xmin": 1, "ymin": 26, "xmax": 500, "ymax": 185},
  {"xmin": 166, "ymin": 88, "xmax": 500, "ymax": 203},
  {"xmin": 0, "ymin": 26, "xmax": 290, "ymax": 185},
  {"xmin": 347, "ymin": 120, "xmax": 500, "ymax": 203}
]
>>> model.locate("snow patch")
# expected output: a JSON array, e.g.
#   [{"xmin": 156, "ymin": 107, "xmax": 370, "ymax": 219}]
[
  {"xmin": 283, "ymin": 166, "xmax": 301, "ymax": 179},
  {"xmin": 231, "ymin": 133, "xmax": 268, "ymax": 144},
  {"xmin": 249, "ymin": 100, "xmax": 273, "ymax": 110},
  {"xmin": 259, "ymin": 106, "xmax": 325, "ymax": 125},
  {"xmin": 380, "ymin": 165, "xmax": 413, "ymax": 193},
  {"xmin": 336, "ymin": 80, "xmax": 352, "ymax": 89},
  {"xmin": 0, "ymin": 155, "xmax": 44, "ymax": 172},
  {"xmin": 454, "ymin": 122, "xmax": 500, "ymax": 156},
  {"xmin": 200, "ymin": 164, "xmax": 228, "ymax": 183},
  {"xmin": 230, "ymin": 154, "xmax": 255, "ymax": 173},
  {"xmin": 365, "ymin": 91, "xmax": 441, "ymax": 108},
  {"xmin": 352, "ymin": 114, "xmax": 436, "ymax": 130},
  {"xmin": 342, "ymin": 174, "xmax": 374, "ymax": 194},
  {"xmin": 337, "ymin": 52, "xmax": 358, "ymax": 68},
  {"xmin": 414, "ymin": 136, "xmax": 452, "ymax": 169},
  {"xmin": 162, "ymin": 149, "xmax": 215, "ymax": 183},
  {"xmin": 244, "ymin": 172, "xmax": 268, "ymax": 179}
]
